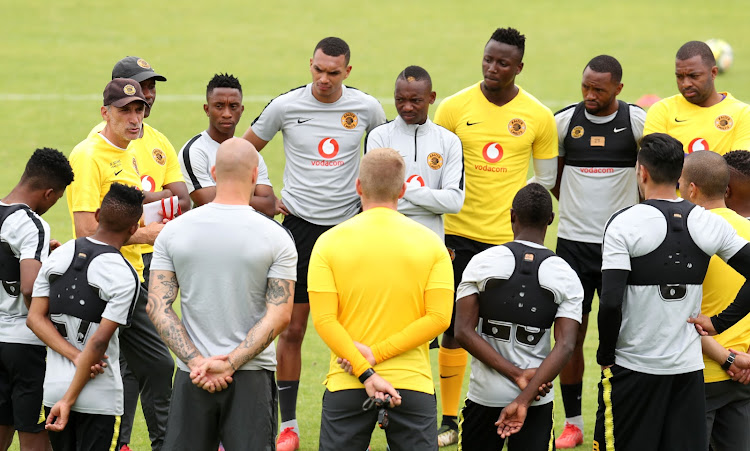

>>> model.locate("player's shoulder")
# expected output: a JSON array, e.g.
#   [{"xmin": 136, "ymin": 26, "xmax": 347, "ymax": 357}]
[
  {"xmin": 367, "ymin": 119, "xmax": 395, "ymax": 136},
  {"xmin": 270, "ymin": 84, "xmax": 309, "ymax": 104},
  {"xmin": 604, "ymin": 203, "xmax": 648, "ymax": 233},
  {"xmin": 627, "ymin": 102, "xmax": 647, "ymax": 120},
  {"xmin": 70, "ymin": 134, "xmax": 103, "ymax": 157},
  {"xmin": 343, "ymin": 84, "xmax": 379, "ymax": 102},
  {"xmin": 649, "ymin": 94, "xmax": 681, "ymax": 112},
  {"xmin": 141, "ymin": 123, "xmax": 173, "ymax": 146},
  {"xmin": 554, "ymin": 103, "xmax": 579, "ymax": 117},
  {"xmin": 439, "ymin": 83, "xmax": 480, "ymax": 109},
  {"xmin": 255, "ymin": 210, "xmax": 295, "ymax": 243},
  {"xmin": 179, "ymin": 131, "xmax": 208, "ymax": 154},
  {"xmin": 1, "ymin": 203, "xmax": 47, "ymax": 233},
  {"xmin": 517, "ymin": 87, "xmax": 554, "ymax": 116}
]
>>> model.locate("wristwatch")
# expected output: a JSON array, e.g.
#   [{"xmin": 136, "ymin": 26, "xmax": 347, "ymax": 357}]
[
  {"xmin": 359, "ymin": 368, "xmax": 376, "ymax": 383},
  {"xmin": 721, "ymin": 352, "xmax": 736, "ymax": 370}
]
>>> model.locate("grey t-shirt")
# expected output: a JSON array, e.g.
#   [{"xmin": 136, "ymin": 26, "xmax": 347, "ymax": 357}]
[
  {"xmin": 251, "ymin": 84, "xmax": 386, "ymax": 225},
  {"xmin": 0, "ymin": 202, "xmax": 49, "ymax": 346},
  {"xmin": 603, "ymin": 200, "xmax": 747, "ymax": 375},
  {"xmin": 457, "ymin": 241, "xmax": 583, "ymax": 407},
  {"xmin": 178, "ymin": 130, "xmax": 272, "ymax": 194},
  {"xmin": 556, "ymin": 105, "xmax": 646, "ymax": 243},
  {"xmin": 151, "ymin": 203, "xmax": 297, "ymax": 372},
  {"xmin": 33, "ymin": 238, "xmax": 139, "ymax": 415}
]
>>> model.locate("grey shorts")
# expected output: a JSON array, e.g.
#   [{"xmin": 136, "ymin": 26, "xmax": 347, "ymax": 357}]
[
  {"xmin": 319, "ymin": 388, "xmax": 437, "ymax": 451},
  {"xmin": 162, "ymin": 369, "xmax": 277, "ymax": 451}
]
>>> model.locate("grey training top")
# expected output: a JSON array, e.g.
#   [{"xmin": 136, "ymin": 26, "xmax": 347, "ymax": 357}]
[
  {"xmin": 151, "ymin": 203, "xmax": 297, "ymax": 372},
  {"xmin": 251, "ymin": 83, "xmax": 386, "ymax": 225}
]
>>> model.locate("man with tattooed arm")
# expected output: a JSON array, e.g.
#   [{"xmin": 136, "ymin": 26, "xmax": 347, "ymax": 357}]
[{"xmin": 146, "ymin": 137, "xmax": 297, "ymax": 450}]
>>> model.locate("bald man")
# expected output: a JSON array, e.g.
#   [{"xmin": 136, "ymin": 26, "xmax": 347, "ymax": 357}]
[
  {"xmin": 679, "ymin": 151, "xmax": 750, "ymax": 451},
  {"xmin": 724, "ymin": 150, "xmax": 750, "ymax": 219},
  {"xmin": 309, "ymin": 148, "xmax": 453, "ymax": 451},
  {"xmin": 147, "ymin": 138, "xmax": 297, "ymax": 450}
]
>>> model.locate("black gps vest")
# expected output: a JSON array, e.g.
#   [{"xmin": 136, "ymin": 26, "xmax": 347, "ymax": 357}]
[
  {"xmin": 0, "ymin": 204, "xmax": 42, "ymax": 297},
  {"xmin": 561, "ymin": 100, "xmax": 639, "ymax": 168},
  {"xmin": 625, "ymin": 200, "xmax": 711, "ymax": 292},
  {"xmin": 478, "ymin": 242, "xmax": 558, "ymax": 346},
  {"xmin": 49, "ymin": 238, "xmax": 138, "ymax": 330}
]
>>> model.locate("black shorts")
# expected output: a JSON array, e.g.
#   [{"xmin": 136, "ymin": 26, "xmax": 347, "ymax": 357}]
[
  {"xmin": 283, "ymin": 214, "xmax": 334, "ymax": 304},
  {"xmin": 444, "ymin": 235, "xmax": 494, "ymax": 337},
  {"xmin": 593, "ymin": 365, "xmax": 705, "ymax": 451},
  {"xmin": 705, "ymin": 380, "xmax": 750, "ymax": 451},
  {"xmin": 0, "ymin": 342, "xmax": 46, "ymax": 432},
  {"xmin": 459, "ymin": 399, "xmax": 554, "ymax": 451},
  {"xmin": 319, "ymin": 388, "xmax": 437, "ymax": 451},
  {"xmin": 44, "ymin": 407, "xmax": 120, "ymax": 451},
  {"xmin": 556, "ymin": 238, "xmax": 602, "ymax": 314},
  {"xmin": 162, "ymin": 369, "xmax": 277, "ymax": 451}
]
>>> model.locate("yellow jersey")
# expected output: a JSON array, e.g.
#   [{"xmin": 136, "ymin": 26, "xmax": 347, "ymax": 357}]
[
  {"xmin": 643, "ymin": 92, "xmax": 750, "ymax": 154},
  {"xmin": 67, "ymin": 133, "xmax": 144, "ymax": 281},
  {"xmin": 434, "ymin": 83, "xmax": 557, "ymax": 244},
  {"xmin": 701, "ymin": 207, "xmax": 750, "ymax": 383},
  {"xmin": 89, "ymin": 122, "xmax": 184, "ymax": 253},
  {"xmin": 308, "ymin": 207, "xmax": 454, "ymax": 393}
]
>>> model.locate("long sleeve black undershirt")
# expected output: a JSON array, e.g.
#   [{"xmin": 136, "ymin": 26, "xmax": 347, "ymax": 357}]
[
  {"xmin": 712, "ymin": 243, "xmax": 750, "ymax": 333},
  {"xmin": 596, "ymin": 269, "xmax": 629, "ymax": 367}
]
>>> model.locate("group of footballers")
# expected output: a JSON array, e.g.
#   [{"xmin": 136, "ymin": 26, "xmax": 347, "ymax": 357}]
[{"xmin": 2, "ymin": 24, "xmax": 750, "ymax": 451}]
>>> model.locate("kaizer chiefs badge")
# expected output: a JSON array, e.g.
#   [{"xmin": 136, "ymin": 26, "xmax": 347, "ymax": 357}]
[
  {"xmin": 508, "ymin": 118, "xmax": 526, "ymax": 136},
  {"xmin": 427, "ymin": 152, "xmax": 443, "ymax": 170},
  {"xmin": 123, "ymin": 84, "xmax": 136, "ymax": 95},
  {"xmin": 341, "ymin": 112, "xmax": 358, "ymax": 129},
  {"xmin": 137, "ymin": 58, "xmax": 151, "ymax": 69},
  {"xmin": 571, "ymin": 126, "xmax": 584, "ymax": 139},
  {"xmin": 715, "ymin": 115, "xmax": 733, "ymax": 131},
  {"xmin": 152, "ymin": 148, "xmax": 166, "ymax": 166}
]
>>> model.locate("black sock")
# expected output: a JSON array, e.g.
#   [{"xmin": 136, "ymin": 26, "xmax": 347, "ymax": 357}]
[
  {"xmin": 441, "ymin": 415, "xmax": 458, "ymax": 429},
  {"xmin": 278, "ymin": 380, "xmax": 299, "ymax": 422},
  {"xmin": 560, "ymin": 382, "xmax": 583, "ymax": 418}
]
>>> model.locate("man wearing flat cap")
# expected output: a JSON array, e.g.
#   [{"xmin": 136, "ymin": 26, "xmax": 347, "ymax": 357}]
[
  {"xmin": 88, "ymin": 57, "xmax": 185, "ymax": 451},
  {"xmin": 66, "ymin": 78, "xmax": 170, "ymax": 449}
]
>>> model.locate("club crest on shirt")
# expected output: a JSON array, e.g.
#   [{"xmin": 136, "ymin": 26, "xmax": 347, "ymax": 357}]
[
  {"xmin": 137, "ymin": 58, "xmax": 151, "ymax": 69},
  {"xmin": 715, "ymin": 115, "xmax": 733, "ymax": 131},
  {"xmin": 341, "ymin": 112, "xmax": 358, "ymax": 129},
  {"xmin": 152, "ymin": 148, "xmax": 166, "ymax": 166},
  {"xmin": 571, "ymin": 126, "xmax": 584, "ymax": 139},
  {"xmin": 123, "ymin": 84, "xmax": 136, "ymax": 96},
  {"xmin": 132, "ymin": 157, "xmax": 140, "ymax": 175},
  {"xmin": 427, "ymin": 152, "xmax": 443, "ymax": 170},
  {"xmin": 508, "ymin": 118, "xmax": 526, "ymax": 136}
]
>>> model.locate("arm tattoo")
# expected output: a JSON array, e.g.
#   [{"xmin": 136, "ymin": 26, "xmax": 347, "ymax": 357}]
[
  {"xmin": 266, "ymin": 278, "xmax": 292, "ymax": 306},
  {"xmin": 146, "ymin": 271, "xmax": 201, "ymax": 365}
]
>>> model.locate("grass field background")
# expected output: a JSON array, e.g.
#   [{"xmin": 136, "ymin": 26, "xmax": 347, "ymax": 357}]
[{"xmin": 3, "ymin": 0, "xmax": 750, "ymax": 449}]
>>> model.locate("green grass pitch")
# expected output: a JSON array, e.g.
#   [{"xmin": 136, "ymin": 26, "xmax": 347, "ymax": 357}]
[{"xmin": 3, "ymin": 0, "xmax": 750, "ymax": 449}]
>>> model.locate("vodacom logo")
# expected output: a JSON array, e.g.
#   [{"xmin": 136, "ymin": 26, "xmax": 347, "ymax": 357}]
[
  {"xmin": 406, "ymin": 174, "xmax": 425, "ymax": 187},
  {"xmin": 141, "ymin": 175, "xmax": 156, "ymax": 192},
  {"xmin": 318, "ymin": 138, "xmax": 340, "ymax": 159},
  {"xmin": 687, "ymin": 138, "xmax": 709, "ymax": 153},
  {"xmin": 482, "ymin": 142, "xmax": 503, "ymax": 163}
]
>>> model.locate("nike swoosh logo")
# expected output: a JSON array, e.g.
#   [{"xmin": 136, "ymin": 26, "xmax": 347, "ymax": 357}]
[
  {"xmin": 466, "ymin": 121, "xmax": 482, "ymax": 126},
  {"xmin": 613, "ymin": 127, "xmax": 627, "ymax": 133},
  {"xmin": 114, "ymin": 170, "xmax": 123, "ymax": 176},
  {"xmin": 439, "ymin": 374, "xmax": 457, "ymax": 379},
  {"xmin": 297, "ymin": 118, "xmax": 313, "ymax": 124},
  {"xmin": 674, "ymin": 118, "xmax": 688, "ymax": 123},
  {"xmin": 278, "ymin": 386, "xmax": 291, "ymax": 390}
]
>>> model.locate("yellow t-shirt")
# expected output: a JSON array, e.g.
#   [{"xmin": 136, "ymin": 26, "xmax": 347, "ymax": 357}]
[
  {"xmin": 701, "ymin": 207, "xmax": 750, "ymax": 383},
  {"xmin": 67, "ymin": 133, "xmax": 144, "ymax": 280},
  {"xmin": 90, "ymin": 122, "xmax": 184, "ymax": 253},
  {"xmin": 434, "ymin": 83, "xmax": 557, "ymax": 245},
  {"xmin": 643, "ymin": 92, "xmax": 750, "ymax": 155},
  {"xmin": 308, "ymin": 207, "xmax": 454, "ymax": 393}
]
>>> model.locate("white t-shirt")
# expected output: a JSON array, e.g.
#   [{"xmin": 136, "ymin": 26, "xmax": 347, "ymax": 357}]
[
  {"xmin": 33, "ymin": 238, "xmax": 139, "ymax": 415},
  {"xmin": 0, "ymin": 202, "xmax": 49, "ymax": 346},
  {"xmin": 603, "ymin": 199, "xmax": 747, "ymax": 375},
  {"xmin": 556, "ymin": 104, "xmax": 646, "ymax": 243},
  {"xmin": 457, "ymin": 240, "xmax": 583, "ymax": 407},
  {"xmin": 178, "ymin": 130, "xmax": 272, "ymax": 194}
]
